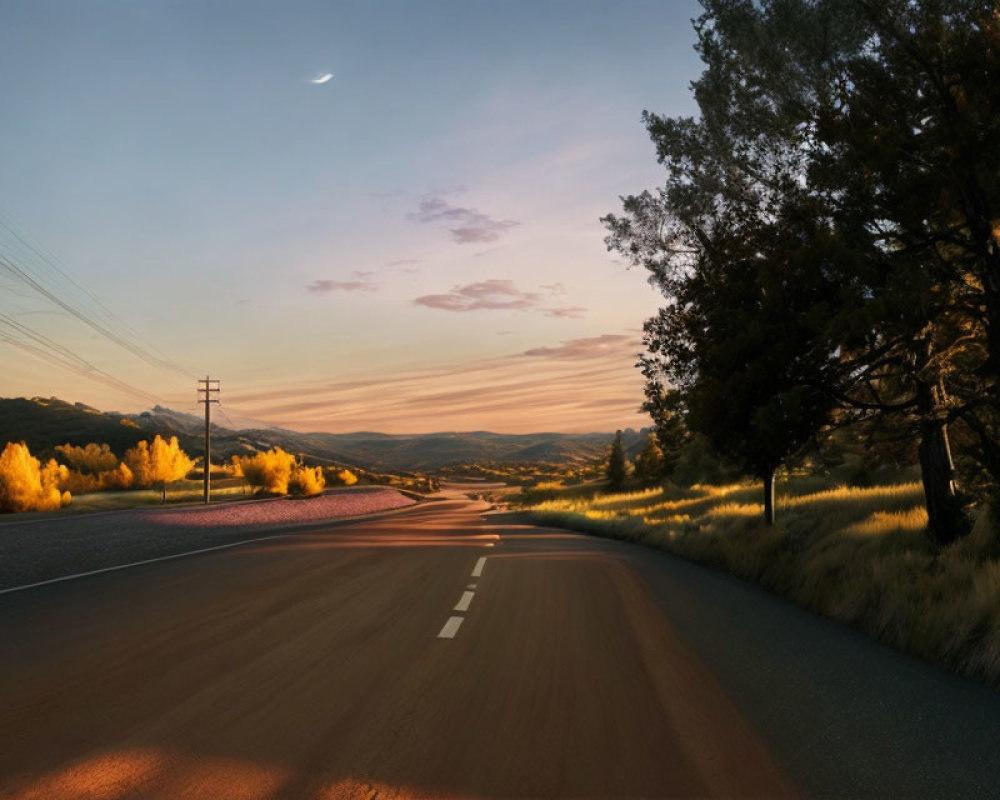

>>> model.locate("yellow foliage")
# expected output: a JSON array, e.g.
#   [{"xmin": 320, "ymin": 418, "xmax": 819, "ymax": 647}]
[
  {"xmin": 124, "ymin": 440, "xmax": 152, "ymax": 487},
  {"xmin": 289, "ymin": 465, "xmax": 326, "ymax": 496},
  {"xmin": 124, "ymin": 435, "xmax": 194, "ymax": 499},
  {"xmin": 0, "ymin": 442, "xmax": 72, "ymax": 512},
  {"xmin": 60, "ymin": 470, "xmax": 99, "ymax": 494},
  {"xmin": 61, "ymin": 462, "xmax": 134, "ymax": 494},
  {"xmin": 55, "ymin": 442, "xmax": 119, "ymax": 475},
  {"xmin": 338, "ymin": 469, "xmax": 358, "ymax": 486},
  {"xmin": 325, "ymin": 468, "xmax": 358, "ymax": 487},
  {"xmin": 235, "ymin": 447, "xmax": 297, "ymax": 494},
  {"xmin": 107, "ymin": 462, "xmax": 134, "ymax": 490}
]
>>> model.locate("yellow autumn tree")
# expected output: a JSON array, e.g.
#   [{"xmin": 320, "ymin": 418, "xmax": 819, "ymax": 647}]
[
  {"xmin": 55, "ymin": 443, "xmax": 119, "ymax": 475},
  {"xmin": 235, "ymin": 448, "xmax": 302, "ymax": 495},
  {"xmin": 59, "ymin": 459, "xmax": 134, "ymax": 494},
  {"xmin": 124, "ymin": 435, "xmax": 194, "ymax": 502},
  {"xmin": 288, "ymin": 465, "xmax": 326, "ymax": 496},
  {"xmin": 0, "ymin": 442, "xmax": 71, "ymax": 512},
  {"xmin": 102, "ymin": 462, "xmax": 134, "ymax": 490}
]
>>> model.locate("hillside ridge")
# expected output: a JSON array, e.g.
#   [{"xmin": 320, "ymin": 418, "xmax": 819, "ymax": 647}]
[{"xmin": 0, "ymin": 396, "xmax": 645, "ymax": 470}]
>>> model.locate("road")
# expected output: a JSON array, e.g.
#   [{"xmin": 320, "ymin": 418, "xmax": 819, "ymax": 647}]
[{"xmin": 3, "ymin": 486, "xmax": 1000, "ymax": 798}]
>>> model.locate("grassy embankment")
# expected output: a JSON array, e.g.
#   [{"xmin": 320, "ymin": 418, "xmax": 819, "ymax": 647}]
[
  {"xmin": 516, "ymin": 474, "xmax": 1000, "ymax": 684},
  {"xmin": 66, "ymin": 478, "xmax": 249, "ymax": 512}
]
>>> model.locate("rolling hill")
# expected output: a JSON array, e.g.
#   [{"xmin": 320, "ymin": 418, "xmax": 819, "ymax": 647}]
[{"xmin": 0, "ymin": 397, "xmax": 643, "ymax": 470}]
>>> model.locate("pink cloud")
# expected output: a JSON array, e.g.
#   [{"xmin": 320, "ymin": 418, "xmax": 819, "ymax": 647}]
[
  {"xmin": 414, "ymin": 280, "xmax": 589, "ymax": 318},
  {"xmin": 408, "ymin": 197, "xmax": 521, "ymax": 244},
  {"xmin": 522, "ymin": 334, "xmax": 639, "ymax": 359},
  {"xmin": 415, "ymin": 279, "xmax": 539, "ymax": 312}
]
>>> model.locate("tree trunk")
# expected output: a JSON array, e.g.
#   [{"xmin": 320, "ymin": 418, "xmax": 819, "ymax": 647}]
[
  {"xmin": 763, "ymin": 467, "xmax": 776, "ymax": 526},
  {"xmin": 161, "ymin": 483, "xmax": 166, "ymax": 504},
  {"xmin": 918, "ymin": 406, "xmax": 968, "ymax": 547}
]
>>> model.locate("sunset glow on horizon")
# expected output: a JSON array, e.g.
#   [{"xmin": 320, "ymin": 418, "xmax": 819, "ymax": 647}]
[{"xmin": 0, "ymin": 0, "xmax": 703, "ymax": 433}]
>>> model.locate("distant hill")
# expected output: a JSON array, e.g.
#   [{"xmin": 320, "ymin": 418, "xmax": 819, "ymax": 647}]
[
  {"xmin": 0, "ymin": 397, "xmax": 200, "ymax": 457},
  {"xmin": 0, "ymin": 396, "xmax": 644, "ymax": 470}
]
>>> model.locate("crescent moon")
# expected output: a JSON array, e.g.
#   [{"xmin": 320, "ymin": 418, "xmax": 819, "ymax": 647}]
[{"xmin": 311, "ymin": 73, "xmax": 334, "ymax": 84}]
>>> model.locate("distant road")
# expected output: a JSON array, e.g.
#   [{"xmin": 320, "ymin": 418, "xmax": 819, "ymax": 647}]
[{"xmin": 3, "ymin": 486, "xmax": 1000, "ymax": 798}]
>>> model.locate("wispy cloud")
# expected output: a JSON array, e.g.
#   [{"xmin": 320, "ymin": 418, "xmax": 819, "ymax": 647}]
[
  {"xmin": 408, "ymin": 197, "xmax": 521, "ymax": 244},
  {"xmin": 414, "ymin": 279, "xmax": 587, "ymax": 318},
  {"xmin": 307, "ymin": 279, "xmax": 378, "ymax": 293},
  {"xmin": 522, "ymin": 334, "xmax": 638, "ymax": 359},
  {"xmin": 543, "ymin": 306, "xmax": 587, "ymax": 319},
  {"xmin": 415, "ymin": 279, "xmax": 538, "ymax": 312},
  {"xmin": 226, "ymin": 332, "xmax": 646, "ymax": 433}
]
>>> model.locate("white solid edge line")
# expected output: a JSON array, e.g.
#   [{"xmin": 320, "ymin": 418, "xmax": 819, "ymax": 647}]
[
  {"xmin": 0, "ymin": 532, "xmax": 292, "ymax": 596},
  {"xmin": 437, "ymin": 616, "xmax": 464, "ymax": 638},
  {"xmin": 471, "ymin": 556, "xmax": 487, "ymax": 578},
  {"xmin": 454, "ymin": 590, "xmax": 474, "ymax": 612}
]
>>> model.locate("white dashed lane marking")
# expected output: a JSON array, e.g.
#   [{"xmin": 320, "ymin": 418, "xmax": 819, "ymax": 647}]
[
  {"xmin": 437, "ymin": 556, "xmax": 489, "ymax": 640},
  {"xmin": 437, "ymin": 616, "xmax": 464, "ymax": 639}
]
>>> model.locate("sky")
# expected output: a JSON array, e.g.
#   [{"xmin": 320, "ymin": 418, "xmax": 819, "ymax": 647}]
[{"xmin": 0, "ymin": 0, "xmax": 704, "ymax": 434}]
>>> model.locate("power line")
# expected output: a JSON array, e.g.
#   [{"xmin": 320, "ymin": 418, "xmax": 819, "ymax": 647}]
[
  {"xmin": 0, "ymin": 313, "xmax": 161, "ymax": 405},
  {"xmin": 0, "ymin": 252, "xmax": 185, "ymax": 376},
  {"xmin": 0, "ymin": 208, "xmax": 189, "ymax": 376}
]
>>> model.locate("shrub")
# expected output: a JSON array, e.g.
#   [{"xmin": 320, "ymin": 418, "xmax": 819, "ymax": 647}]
[
  {"xmin": 235, "ymin": 448, "xmax": 297, "ymax": 494},
  {"xmin": 326, "ymin": 468, "xmax": 358, "ymax": 487},
  {"xmin": 0, "ymin": 442, "xmax": 71, "ymax": 512},
  {"xmin": 288, "ymin": 465, "xmax": 325, "ymax": 496}
]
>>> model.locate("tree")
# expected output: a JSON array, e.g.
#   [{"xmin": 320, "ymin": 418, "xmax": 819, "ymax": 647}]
[
  {"xmin": 55, "ymin": 443, "xmax": 119, "ymax": 475},
  {"xmin": 638, "ymin": 368, "xmax": 691, "ymax": 477},
  {"xmin": 607, "ymin": 430, "xmax": 627, "ymax": 491},
  {"xmin": 633, "ymin": 433, "xmax": 666, "ymax": 486},
  {"xmin": 605, "ymin": 0, "xmax": 999, "ymax": 540},
  {"xmin": 0, "ymin": 442, "xmax": 71, "ymax": 512},
  {"xmin": 235, "ymin": 448, "xmax": 298, "ymax": 494},
  {"xmin": 605, "ymin": 52, "xmax": 847, "ymax": 523},
  {"xmin": 124, "ymin": 435, "xmax": 194, "ymax": 502}
]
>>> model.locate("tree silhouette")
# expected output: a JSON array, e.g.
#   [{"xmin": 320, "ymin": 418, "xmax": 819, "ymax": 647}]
[
  {"xmin": 607, "ymin": 430, "xmax": 627, "ymax": 492},
  {"xmin": 605, "ymin": 0, "xmax": 999, "ymax": 539}
]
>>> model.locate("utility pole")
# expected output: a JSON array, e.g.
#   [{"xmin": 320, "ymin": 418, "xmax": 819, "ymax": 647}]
[{"xmin": 197, "ymin": 376, "xmax": 220, "ymax": 504}]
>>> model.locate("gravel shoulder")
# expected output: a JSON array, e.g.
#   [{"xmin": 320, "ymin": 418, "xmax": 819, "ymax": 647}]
[{"xmin": 0, "ymin": 487, "xmax": 417, "ymax": 591}]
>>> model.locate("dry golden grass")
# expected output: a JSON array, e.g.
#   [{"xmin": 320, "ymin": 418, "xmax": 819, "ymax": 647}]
[{"xmin": 525, "ymin": 477, "xmax": 1000, "ymax": 685}]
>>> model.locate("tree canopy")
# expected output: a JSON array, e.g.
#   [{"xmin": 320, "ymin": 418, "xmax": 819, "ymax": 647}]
[
  {"xmin": 605, "ymin": 0, "xmax": 999, "ymax": 540},
  {"xmin": 124, "ymin": 435, "xmax": 194, "ymax": 502}
]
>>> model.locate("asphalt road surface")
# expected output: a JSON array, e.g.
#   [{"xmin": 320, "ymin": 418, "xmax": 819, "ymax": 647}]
[{"xmin": 3, "ymin": 486, "xmax": 1000, "ymax": 799}]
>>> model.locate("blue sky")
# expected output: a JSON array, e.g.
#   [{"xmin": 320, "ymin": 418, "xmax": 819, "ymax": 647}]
[{"xmin": 0, "ymin": 0, "xmax": 703, "ymax": 432}]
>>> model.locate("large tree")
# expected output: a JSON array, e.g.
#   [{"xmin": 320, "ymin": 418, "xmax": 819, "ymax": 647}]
[{"xmin": 607, "ymin": 0, "xmax": 999, "ymax": 542}]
